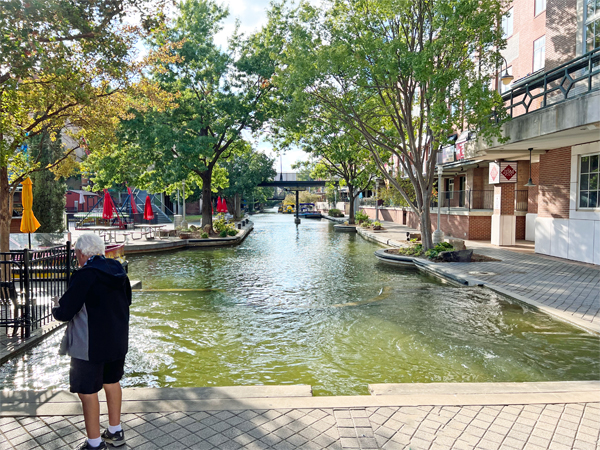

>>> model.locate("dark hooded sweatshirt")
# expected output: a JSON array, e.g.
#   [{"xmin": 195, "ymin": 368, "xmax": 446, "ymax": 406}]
[{"xmin": 53, "ymin": 256, "xmax": 131, "ymax": 362}]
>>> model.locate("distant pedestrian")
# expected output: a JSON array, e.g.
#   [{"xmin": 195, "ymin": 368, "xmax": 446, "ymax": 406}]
[{"xmin": 53, "ymin": 233, "xmax": 131, "ymax": 449}]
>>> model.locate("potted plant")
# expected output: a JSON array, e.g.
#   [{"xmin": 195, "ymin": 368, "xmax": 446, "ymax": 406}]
[{"xmin": 372, "ymin": 221, "xmax": 382, "ymax": 230}]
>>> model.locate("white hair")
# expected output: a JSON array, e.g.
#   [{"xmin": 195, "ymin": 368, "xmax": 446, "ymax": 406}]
[{"xmin": 75, "ymin": 233, "xmax": 105, "ymax": 257}]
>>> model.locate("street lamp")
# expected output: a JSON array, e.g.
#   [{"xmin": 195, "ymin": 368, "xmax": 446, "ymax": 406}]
[
  {"xmin": 500, "ymin": 56, "xmax": 514, "ymax": 86},
  {"xmin": 524, "ymin": 148, "xmax": 536, "ymax": 187},
  {"xmin": 432, "ymin": 165, "xmax": 444, "ymax": 244},
  {"xmin": 375, "ymin": 177, "xmax": 383, "ymax": 221}
]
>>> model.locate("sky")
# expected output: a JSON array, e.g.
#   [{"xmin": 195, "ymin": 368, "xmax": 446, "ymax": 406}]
[{"xmin": 213, "ymin": 0, "xmax": 312, "ymax": 173}]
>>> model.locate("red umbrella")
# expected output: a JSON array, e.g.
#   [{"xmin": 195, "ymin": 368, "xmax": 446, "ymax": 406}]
[
  {"xmin": 221, "ymin": 197, "xmax": 228, "ymax": 213},
  {"xmin": 144, "ymin": 195, "xmax": 155, "ymax": 221},
  {"xmin": 127, "ymin": 187, "xmax": 137, "ymax": 213},
  {"xmin": 102, "ymin": 190, "xmax": 115, "ymax": 220},
  {"xmin": 217, "ymin": 196, "xmax": 223, "ymax": 213}
]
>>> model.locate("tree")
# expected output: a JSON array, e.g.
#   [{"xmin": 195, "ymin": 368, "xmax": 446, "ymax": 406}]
[
  {"xmin": 220, "ymin": 150, "xmax": 276, "ymax": 219},
  {"xmin": 0, "ymin": 0, "xmax": 166, "ymax": 252},
  {"xmin": 93, "ymin": 0, "xmax": 284, "ymax": 229},
  {"xmin": 284, "ymin": 119, "xmax": 377, "ymax": 224},
  {"xmin": 276, "ymin": 0, "xmax": 509, "ymax": 249},
  {"xmin": 29, "ymin": 131, "xmax": 67, "ymax": 233}
]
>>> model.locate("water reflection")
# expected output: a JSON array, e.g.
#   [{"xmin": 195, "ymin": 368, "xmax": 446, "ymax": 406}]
[{"xmin": 1, "ymin": 213, "xmax": 598, "ymax": 395}]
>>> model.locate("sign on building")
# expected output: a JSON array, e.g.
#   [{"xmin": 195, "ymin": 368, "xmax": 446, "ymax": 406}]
[
  {"xmin": 489, "ymin": 161, "xmax": 518, "ymax": 184},
  {"xmin": 442, "ymin": 145, "xmax": 455, "ymax": 163}
]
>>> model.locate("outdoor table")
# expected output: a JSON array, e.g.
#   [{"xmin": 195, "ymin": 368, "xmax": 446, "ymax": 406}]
[
  {"xmin": 84, "ymin": 226, "xmax": 121, "ymax": 243},
  {"xmin": 134, "ymin": 224, "xmax": 166, "ymax": 240}
]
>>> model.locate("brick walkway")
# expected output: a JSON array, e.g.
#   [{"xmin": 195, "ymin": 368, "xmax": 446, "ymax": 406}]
[{"xmin": 2, "ymin": 402, "xmax": 599, "ymax": 449}]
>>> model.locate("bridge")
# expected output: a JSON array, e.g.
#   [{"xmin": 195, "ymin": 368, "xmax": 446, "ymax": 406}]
[{"xmin": 258, "ymin": 173, "xmax": 333, "ymax": 224}]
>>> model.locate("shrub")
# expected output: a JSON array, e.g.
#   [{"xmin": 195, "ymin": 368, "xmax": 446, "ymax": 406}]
[
  {"xmin": 201, "ymin": 232, "xmax": 209, "ymax": 239},
  {"xmin": 372, "ymin": 221, "xmax": 381, "ymax": 227},
  {"xmin": 329, "ymin": 208, "xmax": 344, "ymax": 217},
  {"xmin": 227, "ymin": 229, "xmax": 237, "ymax": 236},
  {"xmin": 219, "ymin": 230, "xmax": 228, "ymax": 237},
  {"xmin": 355, "ymin": 210, "xmax": 369, "ymax": 223}
]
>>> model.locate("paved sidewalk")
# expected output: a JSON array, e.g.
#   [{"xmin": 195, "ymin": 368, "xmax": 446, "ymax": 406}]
[
  {"xmin": 356, "ymin": 220, "xmax": 600, "ymax": 334},
  {"xmin": 1, "ymin": 383, "xmax": 599, "ymax": 450}
]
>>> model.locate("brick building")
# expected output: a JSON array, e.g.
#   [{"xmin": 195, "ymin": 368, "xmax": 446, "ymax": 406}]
[{"xmin": 362, "ymin": 0, "xmax": 599, "ymax": 265}]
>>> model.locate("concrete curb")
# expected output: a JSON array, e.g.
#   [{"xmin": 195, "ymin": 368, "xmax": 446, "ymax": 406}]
[
  {"xmin": 124, "ymin": 221, "xmax": 254, "ymax": 255},
  {"xmin": 2, "ymin": 382, "xmax": 598, "ymax": 417}
]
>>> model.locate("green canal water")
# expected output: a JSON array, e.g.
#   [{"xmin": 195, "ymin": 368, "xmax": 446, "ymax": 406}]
[{"xmin": 1, "ymin": 213, "xmax": 598, "ymax": 395}]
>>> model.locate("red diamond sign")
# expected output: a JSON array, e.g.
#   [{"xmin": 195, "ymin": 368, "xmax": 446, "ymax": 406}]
[
  {"xmin": 490, "ymin": 164, "xmax": 499, "ymax": 181},
  {"xmin": 501, "ymin": 164, "xmax": 516, "ymax": 180}
]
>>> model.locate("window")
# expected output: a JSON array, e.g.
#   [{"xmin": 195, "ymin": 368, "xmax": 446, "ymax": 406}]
[
  {"xmin": 579, "ymin": 153, "xmax": 599, "ymax": 208},
  {"xmin": 535, "ymin": 0, "xmax": 546, "ymax": 16},
  {"xmin": 445, "ymin": 178, "xmax": 455, "ymax": 200},
  {"xmin": 498, "ymin": 66, "xmax": 513, "ymax": 93},
  {"xmin": 585, "ymin": 0, "xmax": 600, "ymax": 52},
  {"xmin": 502, "ymin": 9, "xmax": 514, "ymax": 38},
  {"xmin": 533, "ymin": 36, "xmax": 546, "ymax": 72}
]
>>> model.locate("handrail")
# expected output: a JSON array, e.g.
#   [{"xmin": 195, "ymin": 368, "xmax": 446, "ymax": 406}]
[{"xmin": 499, "ymin": 47, "xmax": 600, "ymax": 118}]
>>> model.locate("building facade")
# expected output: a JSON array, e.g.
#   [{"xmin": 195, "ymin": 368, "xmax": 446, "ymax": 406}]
[{"xmin": 362, "ymin": 0, "xmax": 599, "ymax": 265}]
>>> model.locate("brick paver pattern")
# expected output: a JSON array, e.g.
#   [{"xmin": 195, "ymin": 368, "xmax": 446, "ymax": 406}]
[{"xmin": 1, "ymin": 403, "xmax": 599, "ymax": 450}]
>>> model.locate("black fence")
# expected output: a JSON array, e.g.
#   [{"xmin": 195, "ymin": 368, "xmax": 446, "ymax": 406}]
[
  {"xmin": 500, "ymin": 47, "xmax": 600, "ymax": 119},
  {"xmin": 0, "ymin": 243, "xmax": 75, "ymax": 339}
]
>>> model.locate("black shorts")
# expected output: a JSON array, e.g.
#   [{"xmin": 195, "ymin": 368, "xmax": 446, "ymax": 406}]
[{"xmin": 69, "ymin": 357, "xmax": 125, "ymax": 395}]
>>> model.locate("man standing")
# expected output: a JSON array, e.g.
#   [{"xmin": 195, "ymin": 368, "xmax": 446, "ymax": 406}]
[{"xmin": 53, "ymin": 233, "xmax": 131, "ymax": 449}]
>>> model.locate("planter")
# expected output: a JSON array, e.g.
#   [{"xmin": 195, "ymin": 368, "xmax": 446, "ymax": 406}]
[
  {"xmin": 179, "ymin": 233, "xmax": 192, "ymax": 239},
  {"xmin": 372, "ymin": 226, "xmax": 382, "ymax": 230}
]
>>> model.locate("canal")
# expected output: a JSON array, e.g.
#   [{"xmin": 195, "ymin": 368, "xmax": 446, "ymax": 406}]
[{"xmin": 1, "ymin": 212, "xmax": 598, "ymax": 395}]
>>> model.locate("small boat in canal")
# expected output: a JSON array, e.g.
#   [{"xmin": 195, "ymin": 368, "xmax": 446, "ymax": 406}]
[{"xmin": 297, "ymin": 203, "xmax": 322, "ymax": 219}]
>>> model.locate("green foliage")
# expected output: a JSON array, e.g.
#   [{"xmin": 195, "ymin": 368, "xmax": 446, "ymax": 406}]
[
  {"xmin": 29, "ymin": 131, "xmax": 67, "ymax": 233},
  {"xmin": 213, "ymin": 213, "xmax": 237, "ymax": 235},
  {"xmin": 85, "ymin": 0, "xmax": 284, "ymax": 228},
  {"xmin": 201, "ymin": 232, "xmax": 209, "ymax": 238},
  {"xmin": 328, "ymin": 208, "xmax": 344, "ymax": 217},
  {"xmin": 272, "ymin": 0, "xmax": 509, "ymax": 248},
  {"xmin": 372, "ymin": 221, "xmax": 381, "ymax": 227},
  {"xmin": 355, "ymin": 210, "xmax": 369, "ymax": 224},
  {"xmin": 397, "ymin": 244, "xmax": 424, "ymax": 257},
  {"xmin": 221, "ymin": 150, "xmax": 276, "ymax": 211},
  {"xmin": 425, "ymin": 243, "xmax": 454, "ymax": 259}
]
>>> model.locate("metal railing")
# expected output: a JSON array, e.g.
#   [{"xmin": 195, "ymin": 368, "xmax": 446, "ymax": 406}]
[
  {"xmin": 431, "ymin": 190, "xmax": 494, "ymax": 211},
  {"xmin": 500, "ymin": 47, "xmax": 600, "ymax": 119},
  {"xmin": 0, "ymin": 243, "xmax": 75, "ymax": 339}
]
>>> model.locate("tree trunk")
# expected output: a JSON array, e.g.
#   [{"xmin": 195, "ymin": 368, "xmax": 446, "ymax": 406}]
[
  {"xmin": 234, "ymin": 193, "xmax": 242, "ymax": 220},
  {"xmin": 419, "ymin": 201, "xmax": 433, "ymax": 250},
  {"xmin": 1, "ymin": 166, "xmax": 12, "ymax": 254},
  {"xmin": 347, "ymin": 184, "xmax": 355, "ymax": 224},
  {"xmin": 200, "ymin": 171, "xmax": 213, "ymax": 229}
]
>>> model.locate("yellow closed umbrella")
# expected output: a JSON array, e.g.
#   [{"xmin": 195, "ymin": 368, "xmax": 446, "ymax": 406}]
[{"xmin": 20, "ymin": 177, "xmax": 41, "ymax": 248}]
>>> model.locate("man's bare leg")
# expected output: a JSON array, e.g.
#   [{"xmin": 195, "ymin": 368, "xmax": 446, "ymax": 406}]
[
  {"xmin": 103, "ymin": 382, "xmax": 122, "ymax": 427},
  {"xmin": 78, "ymin": 393, "xmax": 101, "ymax": 439}
]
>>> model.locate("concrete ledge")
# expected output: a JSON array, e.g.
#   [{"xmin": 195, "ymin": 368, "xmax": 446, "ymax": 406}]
[
  {"xmin": 125, "ymin": 222, "xmax": 253, "ymax": 255},
  {"xmin": 369, "ymin": 381, "xmax": 600, "ymax": 396},
  {"xmin": 374, "ymin": 249, "xmax": 415, "ymax": 266},
  {"xmin": 2, "ymin": 382, "xmax": 597, "ymax": 416},
  {"xmin": 334, "ymin": 224, "xmax": 357, "ymax": 232},
  {"xmin": 484, "ymin": 283, "xmax": 600, "ymax": 335}
]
